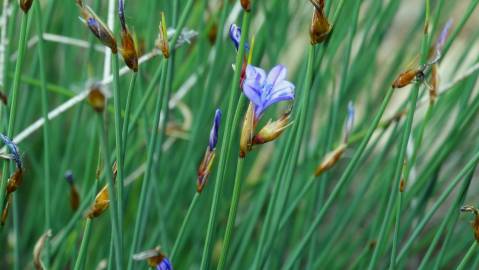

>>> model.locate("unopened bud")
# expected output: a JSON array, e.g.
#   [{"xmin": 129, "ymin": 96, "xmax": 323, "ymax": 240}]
[
  {"xmin": 19, "ymin": 0, "xmax": 33, "ymax": 13},
  {"xmin": 120, "ymin": 30, "xmax": 138, "ymax": 72},
  {"xmin": 79, "ymin": 6, "xmax": 117, "ymax": 53},
  {"xmin": 240, "ymin": 0, "xmax": 251, "ymax": 12},
  {"xmin": 314, "ymin": 143, "xmax": 347, "ymax": 177}
]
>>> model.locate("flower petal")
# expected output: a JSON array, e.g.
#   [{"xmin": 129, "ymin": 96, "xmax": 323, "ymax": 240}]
[
  {"xmin": 266, "ymin": 65, "xmax": 287, "ymax": 86},
  {"xmin": 243, "ymin": 80, "xmax": 263, "ymax": 107},
  {"xmin": 263, "ymin": 80, "xmax": 295, "ymax": 110},
  {"xmin": 245, "ymin": 65, "xmax": 266, "ymax": 85}
]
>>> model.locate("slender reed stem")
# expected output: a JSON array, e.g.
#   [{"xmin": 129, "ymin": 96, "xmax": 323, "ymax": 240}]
[
  {"xmin": 97, "ymin": 115, "xmax": 123, "ymax": 270},
  {"xmin": 217, "ymin": 158, "xmax": 244, "ymax": 270},
  {"xmin": 121, "ymin": 72, "xmax": 137, "ymax": 162},
  {"xmin": 73, "ymin": 219, "xmax": 92, "ymax": 270},
  {"xmin": 170, "ymin": 192, "xmax": 200, "ymax": 261},
  {"xmin": 200, "ymin": 11, "xmax": 251, "ymax": 270},
  {"xmin": 0, "ymin": 12, "xmax": 29, "ymax": 219},
  {"xmin": 457, "ymin": 242, "xmax": 477, "ymax": 270}
]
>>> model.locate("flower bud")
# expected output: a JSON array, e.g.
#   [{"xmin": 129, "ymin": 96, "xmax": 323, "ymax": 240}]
[
  {"xmin": 240, "ymin": 103, "xmax": 255, "ymax": 158},
  {"xmin": 120, "ymin": 30, "xmax": 138, "ymax": 72},
  {"xmin": 314, "ymin": 143, "xmax": 347, "ymax": 177},
  {"xmin": 156, "ymin": 12, "xmax": 170, "ymax": 58},
  {"xmin": 79, "ymin": 6, "xmax": 117, "ymax": 53},
  {"xmin": 19, "ymin": 0, "xmax": 33, "ymax": 13},
  {"xmin": 310, "ymin": 0, "xmax": 331, "ymax": 45},
  {"xmin": 252, "ymin": 112, "xmax": 291, "ymax": 145}
]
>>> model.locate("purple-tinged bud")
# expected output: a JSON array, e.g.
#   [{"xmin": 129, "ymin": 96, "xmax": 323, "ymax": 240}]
[
  {"xmin": 229, "ymin": 24, "xmax": 249, "ymax": 52},
  {"xmin": 343, "ymin": 101, "xmax": 355, "ymax": 143},
  {"xmin": 0, "ymin": 133, "xmax": 22, "ymax": 170},
  {"xmin": 133, "ymin": 247, "xmax": 173, "ymax": 269},
  {"xmin": 118, "ymin": 0, "xmax": 138, "ymax": 71},
  {"xmin": 208, "ymin": 109, "xmax": 222, "ymax": 151},
  {"xmin": 79, "ymin": 6, "xmax": 117, "ymax": 53},
  {"xmin": 64, "ymin": 170, "xmax": 74, "ymax": 185},
  {"xmin": 19, "ymin": 0, "xmax": 33, "ymax": 13}
]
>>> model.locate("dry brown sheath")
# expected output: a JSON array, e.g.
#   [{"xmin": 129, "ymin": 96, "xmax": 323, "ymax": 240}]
[
  {"xmin": 88, "ymin": 87, "xmax": 106, "ymax": 112},
  {"xmin": 239, "ymin": 103, "xmax": 255, "ymax": 158},
  {"xmin": 70, "ymin": 185, "xmax": 80, "ymax": 211},
  {"xmin": 86, "ymin": 185, "xmax": 110, "ymax": 219},
  {"xmin": 120, "ymin": 30, "xmax": 139, "ymax": 72},
  {"xmin": 20, "ymin": 0, "xmax": 34, "ymax": 13},
  {"xmin": 240, "ymin": 0, "xmax": 251, "ymax": 11},
  {"xmin": 314, "ymin": 144, "xmax": 347, "ymax": 176},
  {"xmin": 1, "ymin": 194, "xmax": 12, "ymax": 225},
  {"xmin": 309, "ymin": 1, "xmax": 331, "ymax": 45},
  {"xmin": 392, "ymin": 69, "xmax": 422, "ymax": 89}
]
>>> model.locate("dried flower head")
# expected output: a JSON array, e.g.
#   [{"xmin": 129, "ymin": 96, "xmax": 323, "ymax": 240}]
[
  {"xmin": 156, "ymin": 12, "xmax": 170, "ymax": 58},
  {"xmin": 461, "ymin": 205, "xmax": 479, "ymax": 242},
  {"xmin": 240, "ymin": 0, "xmax": 251, "ymax": 11},
  {"xmin": 78, "ymin": 5, "xmax": 117, "ymax": 53},
  {"xmin": 133, "ymin": 247, "xmax": 173, "ymax": 270},
  {"xmin": 118, "ymin": 0, "xmax": 138, "ymax": 71},
  {"xmin": 86, "ymin": 185, "xmax": 110, "ymax": 219},
  {"xmin": 88, "ymin": 85, "xmax": 106, "ymax": 112},
  {"xmin": 252, "ymin": 109, "xmax": 292, "ymax": 145},
  {"xmin": 19, "ymin": 0, "xmax": 34, "ymax": 13},
  {"xmin": 309, "ymin": 0, "xmax": 331, "ymax": 45},
  {"xmin": 33, "ymin": 230, "xmax": 52, "ymax": 270},
  {"xmin": 314, "ymin": 143, "xmax": 347, "ymax": 176}
]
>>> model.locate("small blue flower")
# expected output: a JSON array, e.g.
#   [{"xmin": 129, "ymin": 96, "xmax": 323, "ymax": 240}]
[
  {"xmin": 65, "ymin": 170, "xmax": 74, "ymax": 185},
  {"xmin": 0, "ymin": 133, "xmax": 22, "ymax": 170},
  {"xmin": 208, "ymin": 109, "xmax": 222, "ymax": 151},
  {"xmin": 156, "ymin": 258, "xmax": 173, "ymax": 270},
  {"xmin": 242, "ymin": 64, "xmax": 295, "ymax": 119},
  {"xmin": 229, "ymin": 24, "xmax": 249, "ymax": 52}
]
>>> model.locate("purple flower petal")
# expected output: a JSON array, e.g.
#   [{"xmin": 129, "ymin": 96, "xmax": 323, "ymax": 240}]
[
  {"xmin": 229, "ymin": 23, "xmax": 250, "ymax": 52},
  {"xmin": 156, "ymin": 258, "xmax": 173, "ymax": 270},
  {"xmin": 208, "ymin": 109, "xmax": 222, "ymax": 150},
  {"xmin": 266, "ymin": 65, "xmax": 287, "ymax": 86},
  {"xmin": 246, "ymin": 65, "xmax": 266, "ymax": 85}
]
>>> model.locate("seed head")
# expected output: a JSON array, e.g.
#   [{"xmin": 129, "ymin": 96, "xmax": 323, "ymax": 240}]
[
  {"xmin": 309, "ymin": 0, "xmax": 331, "ymax": 45},
  {"xmin": 19, "ymin": 0, "xmax": 33, "ymax": 13},
  {"xmin": 79, "ymin": 5, "xmax": 117, "ymax": 53},
  {"xmin": 88, "ymin": 86, "xmax": 106, "ymax": 113},
  {"xmin": 86, "ymin": 185, "xmax": 110, "ymax": 219}
]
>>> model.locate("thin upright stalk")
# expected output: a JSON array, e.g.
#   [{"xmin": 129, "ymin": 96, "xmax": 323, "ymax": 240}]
[
  {"xmin": 217, "ymin": 158, "xmax": 245, "ymax": 270},
  {"xmin": 34, "ymin": 1, "xmax": 52, "ymax": 267},
  {"xmin": 282, "ymin": 87, "xmax": 394, "ymax": 269},
  {"xmin": 170, "ymin": 192, "xmax": 200, "ymax": 262},
  {"xmin": 200, "ymin": 11, "xmax": 251, "ymax": 270},
  {"xmin": 73, "ymin": 219, "xmax": 92, "ymax": 270},
  {"xmin": 121, "ymin": 72, "xmax": 137, "ymax": 162},
  {"xmin": 456, "ymin": 242, "xmax": 477, "ymax": 270},
  {"xmin": 97, "ymin": 115, "xmax": 123, "ymax": 270},
  {"xmin": 0, "ymin": 12, "xmax": 29, "ymax": 217}
]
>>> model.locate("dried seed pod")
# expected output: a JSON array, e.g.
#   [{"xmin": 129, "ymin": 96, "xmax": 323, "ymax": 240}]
[
  {"xmin": 120, "ymin": 30, "xmax": 138, "ymax": 71},
  {"xmin": 391, "ymin": 69, "xmax": 423, "ymax": 89},
  {"xmin": 86, "ymin": 185, "xmax": 110, "ymax": 219},
  {"xmin": 19, "ymin": 0, "xmax": 33, "ymax": 13},
  {"xmin": 461, "ymin": 205, "xmax": 479, "ymax": 242},
  {"xmin": 33, "ymin": 229, "xmax": 52, "ymax": 270},
  {"xmin": 240, "ymin": 0, "xmax": 251, "ymax": 11},
  {"xmin": 314, "ymin": 143, "xmax": 347, "ymax": 177},
  {"xmin": 88, "ymin": 86, "xmax": 106, "ymax": 113},
  {"xmin": 253, "ymin": 111, "xmax": 292, "ymax": 145},
  {"xmin": 309, "ymin": 0, "xmax": 331, "ymax": 45},
  {"xmin": 6, "ymin": 169, "xmax": 22, "ymax": 195},
  {"xmin": 156, "ymin": 12, "xmax": 170, "ymax": 58},
  {"xmin": 239, "ymin": 103, "xmax": 255, "ymax": 158}
]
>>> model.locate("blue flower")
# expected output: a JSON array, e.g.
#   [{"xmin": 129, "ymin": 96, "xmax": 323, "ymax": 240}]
[
  {"xmin": 118, "ymin": 0, "xmax": 126, "ymax": 30},
  {"xmin": 436, "ymin": 19, "xmax": 453, "ymax": 52},
  {"xmin": 242, "ymin": 64, "xmax": 295, "ymax": 120},
  {"xmin": 156, "ymin": 258, "xmax": 173, "ymax": 270},
  {"xmin": 0, "ymin": 133, "xmax": 22, "ymax": 170},
  {"xmin": 229, "ymin": 24, "xmax": 249, "ymax": 52},
  {"xmin": 208, "ymin": 109, "xmax": 222, "ymax": 151}
]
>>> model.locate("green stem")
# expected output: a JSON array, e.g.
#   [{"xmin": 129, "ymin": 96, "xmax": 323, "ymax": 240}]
[
  {"xmin": 121, "ymin": 72, "xmax": 138, "ymax": 162},
  {"xmin": 457, "ymin": 242, "xmax": 477, "ymax": 270},
  {"xmin": 0, "ymin": 12, "xmax": 29, "ymax": 221},
  {"xmin": 200, "ymin": 10, "xmax": 250, "ymax": 270},
  {"xmin": 34, "ymin": 1, "xmax": 52, "ymax": 267},
  {"xmin": 217, "ymin": 158, "xmax": 245, "ymax": 270},
  {"xmin": 111, "ymin": 53, "xmax": 124, "ymax": 252},
  {"xmin": 170, "ymin": 192, "xmax": 200, "ymax": 262},
  {"xmin": 97, "ymin": 115, "xmax": 123, "ymax": 270},
  {"xmin": 73, "ymin": 219, "xmax": 92, "ymax": 270},
  {"xmin": 282, "ymin": 87, "xmax": 394, "ymax": 270},
  {"xmin": 127, "ymin": 59, "xmax": 167, "ymax": 270}
]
